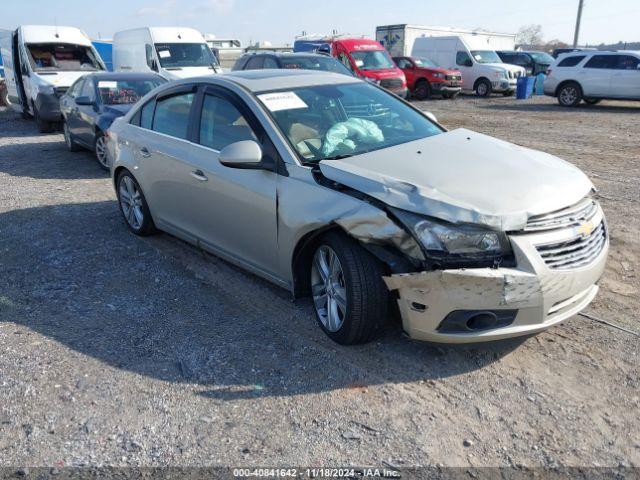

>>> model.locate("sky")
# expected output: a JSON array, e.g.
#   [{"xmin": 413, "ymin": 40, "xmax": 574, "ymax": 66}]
[{"xmin": 2, "ymin": 0, "xmax": 639, "ymax": 46}]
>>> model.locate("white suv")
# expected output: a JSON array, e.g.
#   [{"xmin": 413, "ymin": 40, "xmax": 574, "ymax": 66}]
[{"xmin": 544, "ymin": 51, "xmax": 640, "ymax": 106}]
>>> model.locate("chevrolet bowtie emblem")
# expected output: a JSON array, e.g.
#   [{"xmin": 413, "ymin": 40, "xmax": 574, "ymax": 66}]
[{"xmin": 576, "ymin": 222, "xmax": 594, "ymax": 237}]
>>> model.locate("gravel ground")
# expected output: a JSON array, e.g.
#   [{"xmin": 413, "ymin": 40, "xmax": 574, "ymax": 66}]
[{"xmin": 0, "ymin": 95, "xmax": 638, "ymax": 470}]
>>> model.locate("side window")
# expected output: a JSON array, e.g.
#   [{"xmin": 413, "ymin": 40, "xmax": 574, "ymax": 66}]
[
  {"xmin": 557, "ymin": 55, "xmax": 585, "ymax": 67},
  {"xmin": 456, "ymin": 51, "xmax": 472, "ymax": 66},
  {"xmin": 80, "ymin": 80, "xmax": 95, "ymax": 100},
  {"xmin": 139, "ymin": 100, "xmax": 155, "ymax": 129},
  {"xmin": 244, "ymin": 56, "xmax": 264, "ymax": 70},
  {"xmin": 584, "ymin": 55, "xmax": 617, "ymax": 69},
  {"xmin": 396, "ymin": 58, "xmax": 411, "ymax": 69},
  {"xmin": 615, "ymin": 55, "xmax": 640, "ymax": 70},
  {"xmin": 68, "ymin": 79, "xmax": 84, "ymax": 98},
  {"xmin": 263, "ymin": 56, "xmax": 279, "ymax": 68},
  {"xmin": 338, "ymin": 53, "xmax": 353, "ymax": 71},
  {"xmin": 152, "ymin": 92, "xmax": 195, "ymax": 139},
  {"xmin": 499, "ymin": 53, "xmax": 514, "ymax": 64},
  {"xmin": 145, "ymin": 44, "xmax": 156, "ymax": 70},
  {"xmin": 198, "ymin": 94, "xmax": 258, "ymax": 151}
]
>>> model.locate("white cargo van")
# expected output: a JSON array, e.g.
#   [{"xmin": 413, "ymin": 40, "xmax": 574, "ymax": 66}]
[
  {"xmin": 0, "ymin": 25, "xmax": 106, "ymax": 132},
  {"xmin": 412, "ymin": 35, "xmax": 525, "ymax": 97},
  {"xmin": 113, "ymin": 27, "xmax": 222, "ymax": 80},
  {"xmin": 204, "ymin": 34, "xmax": 243, "ymax": 71}
]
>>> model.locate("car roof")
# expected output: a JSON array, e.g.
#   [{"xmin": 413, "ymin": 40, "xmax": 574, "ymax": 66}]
[
  {"xmin": 86, "ymin": 72, "xmax": 164, "ymax": 81},
  {"xmin": 213, "ymin": 69, "xmax": 360, "ymax": 92},
  {"xmin": 245, "ymin": 52, "xmax": 333, "ymax": 59}
]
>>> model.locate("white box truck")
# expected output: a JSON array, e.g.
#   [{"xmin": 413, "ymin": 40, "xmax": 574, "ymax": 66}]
[
  {"xmin": 113, "ymin": 27, "xmax": 222, "ymax": 81},
  {"xmin": 0, "ymin": 25, "xmax": 106, "ymax": 132},
  {"xmin": 376, "ymin": 24, "xmax": 516, "ymax": 58}
]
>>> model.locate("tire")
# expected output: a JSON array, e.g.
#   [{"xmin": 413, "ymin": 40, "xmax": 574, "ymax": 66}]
[
  {"xmin": 413, "ymin": 80, "xmax": 431, "ymax": 100},
  {"xmin": 33, "ymin": 104, "xmax": 54, "ymax": 133},
  {"xmin": 116, "ymin": 170, "xmax": 158, "ymax": 236},
  {"xmin": 0, "ymin": 86, "xmax": 8, "ymax": 107},
  {"xmin": 584, "ymin": 98, "xmax": 601, "ymax": 105},
  {"xmin": 557, "ymin": 82, "xmax": 582, "ymax": 107},
  {"xmin": 62, "ymin": 121, "xmax": 81, "ymax": 152},
  {"xmin": 475, "ymin": 79, "xmax": 492, "ymax": 97},
  {"xmin": 310, "ymin": 232, "xmax": 389, "ymax": 345},
  {"xmin": 94, "ymin": 131, "xmax": 110, "ymax": 171}
]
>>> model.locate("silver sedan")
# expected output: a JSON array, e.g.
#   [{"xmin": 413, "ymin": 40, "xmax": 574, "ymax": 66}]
[{"xmin": 107, "ymin": 70, "xmax": 607, "ymax": 344}]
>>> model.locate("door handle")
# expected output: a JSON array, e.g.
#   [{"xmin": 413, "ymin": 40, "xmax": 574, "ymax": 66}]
[
  {"xmin": 140, "ymin": 147, "xmax": 151, "ymax": 158},
  {"xmin": 190, "ymin": 169, "xmax": 208, "ymax": 182}
]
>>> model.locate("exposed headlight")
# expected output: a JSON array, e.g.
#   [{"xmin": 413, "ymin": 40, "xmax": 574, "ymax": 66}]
[
  {"xmin": 37, "ymin": 84, "xmax": 55, "ymax": 94},
  {"xmin": 392, "ymin": 209, "xmax": 512, "ymax": 263}
]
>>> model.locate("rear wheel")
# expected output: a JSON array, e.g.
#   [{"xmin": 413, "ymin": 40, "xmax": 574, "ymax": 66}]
[
  {"xmin": 94, "ymin": 131, "xmax": 109, "ymax": 170},
  {"xmin": 310, "ymin": 232, "xmax": 388, "ymax": 345},
  {"xmin": 413, "ymin": 80, "xmax": 431, "ymax": 100},
  {"xmin": 475, "ymin": 79, "xmax": 492, "ymax": 97},
  {"xmin": 63, "ymin": 121, "xmax": 81, "ymax": 152},
  {"xmin": 116, "ymin": 171, "xmax": 157, "ymax": 236},
  {"xmin": 557, "ymin": 82, "xmax": 582, "ymax": 107}
]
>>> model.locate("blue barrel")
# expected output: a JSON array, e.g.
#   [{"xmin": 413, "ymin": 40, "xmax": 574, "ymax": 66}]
[{"xmin": 516, "ymin": 76, "xmax": 535, "ymax": 99}]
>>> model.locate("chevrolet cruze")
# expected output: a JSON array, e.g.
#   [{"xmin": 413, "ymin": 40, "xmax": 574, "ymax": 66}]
[{"xmin": 107, "ymin": 70, "xmax": 608, "ymax": 345}]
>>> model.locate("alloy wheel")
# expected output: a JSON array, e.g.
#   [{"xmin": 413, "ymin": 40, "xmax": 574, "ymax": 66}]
[
  {"xmin": 311, "ymin": 245, "xmax": 347, "ymax": 332},
  {"xmin": 95, "ymin": 136, "xmax": 108, "ymax": 168},
  {"xmin": 477, "ymin": 83, "xmax": 488, "ymax": 96},
  {"xmin": 119, "ymin": 176, "xmax": 144, "ymax": 230},
  {"xmin": 560, "ymin": 86, "xmax": 578, "ymax": 105}
]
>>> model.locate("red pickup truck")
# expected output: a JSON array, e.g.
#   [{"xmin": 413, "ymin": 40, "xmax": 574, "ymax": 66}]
[{"xmin": 393, "ymin": 56, "xmax": 462, "ymax": 100}]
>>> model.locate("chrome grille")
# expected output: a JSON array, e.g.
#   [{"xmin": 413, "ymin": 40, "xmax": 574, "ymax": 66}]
[
  {"xmin": 536, "ymin": 221, "xmax": 606, "ymax": 270},
  {"xmin": 525, "ymin": 197, "xmax": 598, "ymax": 232},
  {"xmin": 380, "ymin": 78, "xmax": 403, "ymax": 89},
  {"xmin": 446, "ymin": 74, "xmax": 461, "ymax": 81},
  {"xmin": 343, "ymin": 102, "xmax": 391, "ymax": 120}
]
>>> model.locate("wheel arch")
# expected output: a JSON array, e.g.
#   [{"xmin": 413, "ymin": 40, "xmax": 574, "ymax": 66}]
[
  {"xmin": 473, "ymin": 76, "xmax": 491, "ymax": 91},
  {"xmin": 555, "ymin": 79, "xmax": 583, "ymax": 97}
]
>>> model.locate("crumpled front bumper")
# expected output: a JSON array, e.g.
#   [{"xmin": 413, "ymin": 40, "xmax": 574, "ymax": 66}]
[
  {"xmin": 384, "ymin": 211, "xmax": 609, "ymax": 343},
  {"xmin": 35, "ymin": 92, "xmax": 63, "ymax": 121}
]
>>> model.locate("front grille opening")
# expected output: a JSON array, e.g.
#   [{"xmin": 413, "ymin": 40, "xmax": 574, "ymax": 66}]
[
  {"xmin": 536, "ymin": 221, "xmax": 606, "ymax": 270},
  {"xmin": 525, "ymin": 197, "xmax": 598, "ymax": 232}
]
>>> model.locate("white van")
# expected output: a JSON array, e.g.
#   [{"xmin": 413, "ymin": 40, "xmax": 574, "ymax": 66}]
[
  {"xmin": 113, "ymin": 27, "xmax": 222, "ymax": 81},
  {"xmin": 0, "ymin": 25, "xmax": 106, "ymax": 132},
  {"xmin": 412, "ymin": 35, "xmax": 526, "ymax": 96}
]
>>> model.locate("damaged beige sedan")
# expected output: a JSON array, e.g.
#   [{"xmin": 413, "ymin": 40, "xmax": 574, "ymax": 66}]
[{"xmin": 107, "ymin": 70, "xmax": 608, "ymax": 345}]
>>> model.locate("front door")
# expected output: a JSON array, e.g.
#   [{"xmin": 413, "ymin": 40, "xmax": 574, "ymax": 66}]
[
  {"xmin": 455, "ymin": 51, "xmax": 475, "ymax": 90},
  {"xmin": 185, "ymin": 86, "xmax": 278, "ymax": 277},
  {"xmin": 76, "ymin": 79, "xmax": 98, "ymax": 144},
  {"xmin": 610, "ymin": 55, "xmax": 640, "ymax": 98}
]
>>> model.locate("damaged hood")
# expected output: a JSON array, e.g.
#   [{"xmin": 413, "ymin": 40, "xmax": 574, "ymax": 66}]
[{"xmin": 319, "ymin": 128, "xmax": 593, "ymax": 231}]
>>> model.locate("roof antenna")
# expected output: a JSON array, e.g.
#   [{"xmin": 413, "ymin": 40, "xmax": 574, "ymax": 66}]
[{"xmin": 54, "ymin": 17, "xmax": 60, "ymax": 38}]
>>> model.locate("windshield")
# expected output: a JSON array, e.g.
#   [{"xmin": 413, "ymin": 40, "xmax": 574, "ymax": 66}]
[
  {"xmin": 529, "ymin": 52, "xmax": 554, "ymax": 64},
  {"xmin": 26, "ymin": 43, "xmax": 103, "ymax": 72},
  {"xmin": 97, "ymin": 79, "xmax": 164, "ymax": 105},
  {"xmin": 349, "ymin": 50, "xmax": 395, "ymax": 70},
  {"xmin": 413, "ymin": 57, "xmax": 439, "ymax": 68},
  {"xmin": 257, "ymin": 82, "xmax": 442, "ymax": 162},
  {"xmin": 470, "ymin": 50, "xmax": 502, "ymax": 64},
  {"xmin": 280, "ymin": 56, "xmax": 353, "ymax": 76},
  {"xmin": 154, "ymin": 43, "xmax": 218, "ymax": 68}
]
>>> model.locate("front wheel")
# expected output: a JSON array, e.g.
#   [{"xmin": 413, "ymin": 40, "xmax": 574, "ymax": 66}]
[
  {"xmin": 557, "ymin": 82, "xmax": 582, "ymax": 107},
  {"xmin": 116, "ymin": 171, "xmax": 157, "ymax": 236},
  {"xmin": 475, "ymin": 79, "xmax": 492, "ymax": 97},
  {"xmin": 413, "ymin": 80, "xmax": 431, "ymax": 100},
  {"xmin": 310, "ymin": 232, "xmax": 388, "ymax": 345},
  {"xmin": 94, "ymin": 132, "xmax": 110, "ymax": 170}
]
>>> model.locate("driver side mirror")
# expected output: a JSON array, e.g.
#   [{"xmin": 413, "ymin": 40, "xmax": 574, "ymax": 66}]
[
  {"xmin": 75, "ymin": 96, "xmax": 95, "ymax": 106},
  {"xmin": 21, "ymin": 64, "xmax": 30, "ymax": 77},
  {"xmin": 219, "ymin": 140, "xmax": 264, "ymax": 169}
]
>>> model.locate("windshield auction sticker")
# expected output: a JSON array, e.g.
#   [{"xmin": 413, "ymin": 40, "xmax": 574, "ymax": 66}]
[{"xmin": 257, "ymin": 91, "xmax": 308, "ymax": 112}]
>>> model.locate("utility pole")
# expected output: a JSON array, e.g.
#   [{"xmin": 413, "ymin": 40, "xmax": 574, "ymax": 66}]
[{"xmin": 573, "ymin": 0, "xmax": 584, "ymax": 47}]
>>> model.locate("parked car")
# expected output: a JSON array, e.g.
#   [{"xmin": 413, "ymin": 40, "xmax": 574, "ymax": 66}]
[
  {"xmin": 112, "ymin": 27, "xmax": 222, "ymax": 81},
  {"xmin": 0, "ymin": 25, "xmax": 106, "ymax": 132},
  {"xmin": 107, "ymin": 70, "xmax": 607, "ymax": 345},
  {"xmin": 393, "ymin": 56, "xmax": 462, "ymax": 99},
  {"xmin": 496, "ymin": 50, "xmax": 554, "ymax": 76},
  {"xmin": 412, "ymin": 36, "xmax": 525, "ymax": 96},
  {"xmin": 294, "ymin": 36, "xmax": 408, "ymax": 97},
  {"xmin": 61, "ymin": 72, "xmax": 165, "ymax": 169},
  {"xmin": 232, "ymin": 51, "xmax": 353, "ymax": 76},
  {"xmin": 544, "ymin": 51, "xmax": 640, "ymax": 106}
]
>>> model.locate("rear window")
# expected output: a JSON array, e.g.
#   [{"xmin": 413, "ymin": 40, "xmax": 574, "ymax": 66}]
[{"xmin": 557, "ymin": 55, "xmax": 585, "ymax": 67}]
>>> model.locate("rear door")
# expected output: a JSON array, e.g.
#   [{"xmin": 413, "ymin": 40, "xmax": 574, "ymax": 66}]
[
  {"xmin": 581, "ymin": 55, "xmax": 617, "ymax": 96},
  {"xmin": 610, "ymin": 55, "xmax": 640, "ymax": 98}
]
